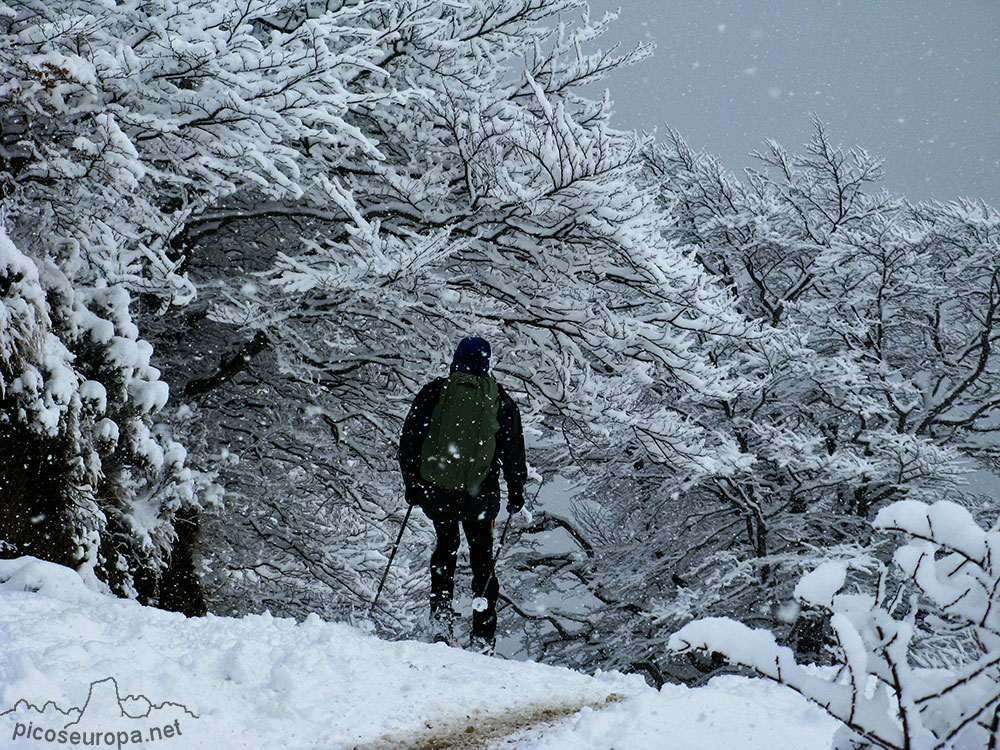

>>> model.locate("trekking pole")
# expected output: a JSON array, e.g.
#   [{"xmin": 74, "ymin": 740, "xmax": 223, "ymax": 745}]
[
  {"xmin": 472, "ymin": 483, "xmax": 542, "ymax": 610},
  {"xmin": 369, "ymin": 505, "xmax": 413, "ymax": 618},
  {"xmin": 472, "ymin": 511, "xmax": 514, "ymax": 611}
]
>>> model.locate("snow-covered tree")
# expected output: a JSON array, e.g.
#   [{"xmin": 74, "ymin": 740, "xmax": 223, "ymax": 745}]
[
  {"xmin": 648, "ymin": 126, "xmax": 1000, "ymax": 653},
  {"xmin": 670, "ymin": 499, "xmax": 1000, "ymax": 750},
  {"xmin": 0, "ymin": 224, "xmax": 210, "ymax": 609},
  {"xmin": 3, "ymin": 0, "xmax": 444, "ymax": 615},
  {"xmin": 0, "ymin": 1, "xmax": 275, "ymax": 606},
  {"xmin": 128, "ymin": 0, "xmax": 755, "ymax": 629},
  {"xmin": 509, "ymin": 123, "xmax": 998, "ymax": 682}
]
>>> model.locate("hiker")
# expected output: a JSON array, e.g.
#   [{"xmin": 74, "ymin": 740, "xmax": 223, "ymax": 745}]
[{"xmin": 398, "ymin": 337, "xmax": 527, "ymax": 653}]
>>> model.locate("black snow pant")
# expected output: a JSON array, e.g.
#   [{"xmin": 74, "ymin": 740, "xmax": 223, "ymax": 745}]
[{"xmin": 430, "ymin": 516, "xmax": 499, "ymax": 641}]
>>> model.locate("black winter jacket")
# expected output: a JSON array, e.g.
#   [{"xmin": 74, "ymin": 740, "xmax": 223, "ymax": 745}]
[{"xmin": 398, "ymin": 376, "xmax": 527, "ymax": 522}]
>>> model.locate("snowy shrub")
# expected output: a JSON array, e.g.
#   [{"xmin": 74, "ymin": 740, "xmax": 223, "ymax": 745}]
[
  {"xmin": 669, "ymin": 499, "xmax": 1000, "ymax": 750},
  {"xmin": 0, "ymin": 223, "xmax": 211, "ymax": 609}
]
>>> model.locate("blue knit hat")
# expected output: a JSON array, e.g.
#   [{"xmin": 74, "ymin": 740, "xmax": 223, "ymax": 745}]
[{"xmin": 451, "ymin": 337, "xmax": 491, "ymax": 376}]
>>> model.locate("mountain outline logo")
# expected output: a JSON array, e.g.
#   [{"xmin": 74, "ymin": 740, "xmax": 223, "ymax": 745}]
[{"xmin": 1, "ymin": 677, "xmax": 199, "ymax": 746}]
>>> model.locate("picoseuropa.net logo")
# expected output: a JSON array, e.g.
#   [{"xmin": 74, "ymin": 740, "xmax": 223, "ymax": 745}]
[{"xmin": 1, "ymin": 676, "xmax": 199, "ymax": 748}]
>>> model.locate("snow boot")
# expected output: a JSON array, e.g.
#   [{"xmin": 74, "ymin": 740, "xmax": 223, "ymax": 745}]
[
  {"xmin": 429, "ymin": 607, "xmax": 461, "ymax": 647},
  {"xmin": 469, "ymin": 634, "xmax": 495, "ymax": 656}
]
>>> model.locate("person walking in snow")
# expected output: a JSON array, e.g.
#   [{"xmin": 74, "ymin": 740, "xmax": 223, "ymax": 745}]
[{"xmin": 398, "ymin": 337, "xmax": 527, "ymax": 654}]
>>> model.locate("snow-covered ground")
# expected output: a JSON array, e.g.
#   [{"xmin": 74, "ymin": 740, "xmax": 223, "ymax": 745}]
[{"xmin": 0, "ymin": 557, "xmax": 837, "ymax": 749}]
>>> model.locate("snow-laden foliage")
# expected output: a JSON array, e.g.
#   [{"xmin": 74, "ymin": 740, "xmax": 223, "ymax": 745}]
[
  {"xmin": 510, "ymin": 123, "xmax": 998, "ymax": 682},
  {"xmin": 0, "ymin": 226, "xmax": 211, "ymax": 606},
  {"xmin": 1, "ymin": 0, "xmax": 402, "ymax": 300},
  {"xmin": 644, "ymin": 126, "xmax": 1000, "ymax": 646},
  {"xmin": 0, "ymin": 5, "xmax": 227, "ymax": 608},
  {"xmin": 0, "ymin": 224, "xmax": 45, "ymax": 394},
  {"xmin": 123, "ymin": 0, "xmax": 754, "ymax": 627},
  {"xmin": 670, "ymin": 499, "xmax": 1000, "ymax": 750},
  {"xmin": 6, "ymin": 0, "xmax": 994, "ymax": 693}
]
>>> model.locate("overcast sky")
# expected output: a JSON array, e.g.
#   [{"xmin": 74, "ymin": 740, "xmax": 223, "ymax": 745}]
[{"xmin": 583, "ymin": 0, "xmax": 1000, "ymax": 206}]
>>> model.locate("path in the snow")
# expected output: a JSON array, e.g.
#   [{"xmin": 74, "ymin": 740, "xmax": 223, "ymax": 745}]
[{"xmin": 351, "ymin": 693, "xmax": 626, "ymax": 749}]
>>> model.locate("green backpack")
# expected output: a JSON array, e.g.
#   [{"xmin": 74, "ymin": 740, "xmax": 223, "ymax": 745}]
[{"xmin": 420, "ymin": 372, "xmax": 500, "ymax": 492}]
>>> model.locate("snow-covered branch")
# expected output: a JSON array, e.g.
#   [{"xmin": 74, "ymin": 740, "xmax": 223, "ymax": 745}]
[{"xmin": 670, "ymin": 500, "xmax": 1000, "ymax": 750}]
